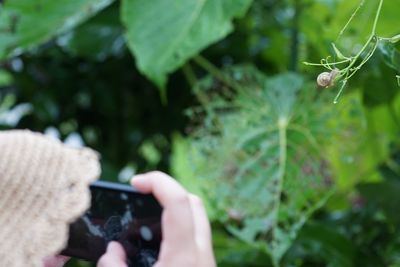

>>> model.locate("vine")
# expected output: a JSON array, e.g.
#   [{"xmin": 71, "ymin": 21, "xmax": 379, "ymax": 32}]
[{"xmin": 304, "ymin": 0, "xmax": 400, "ymax": 104}]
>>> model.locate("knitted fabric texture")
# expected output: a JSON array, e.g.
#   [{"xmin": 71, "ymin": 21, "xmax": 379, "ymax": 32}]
[{"xmin": 0, "ymin": 130, "xmax": 101, "ymax": 267}]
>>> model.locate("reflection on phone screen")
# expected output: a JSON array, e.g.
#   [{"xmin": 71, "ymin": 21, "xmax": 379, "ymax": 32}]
[{"xmin": 62, "ymin": 183, "xmax": 162, "ymax": 267}]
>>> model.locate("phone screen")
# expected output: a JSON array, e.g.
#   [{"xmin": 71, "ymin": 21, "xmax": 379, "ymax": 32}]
[{"xmin": 62, "ymin": 181, "xmax": 162, "ymax": 267}]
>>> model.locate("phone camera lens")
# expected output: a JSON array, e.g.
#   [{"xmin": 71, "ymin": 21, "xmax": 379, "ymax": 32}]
[{"xmin": 139, "ymin": 226, "xmax": 153, "ymax": 241}]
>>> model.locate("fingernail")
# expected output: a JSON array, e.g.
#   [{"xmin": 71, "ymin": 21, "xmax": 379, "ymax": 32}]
[{"xmin": 130, "ymin": 174, "xmax": 146, "ymax": 186}]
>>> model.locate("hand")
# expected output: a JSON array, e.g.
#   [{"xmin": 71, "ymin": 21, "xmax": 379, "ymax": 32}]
[
  {"xmin": 43, "ymin": 256, "xmax": 70, "ymax": 267},
  {"xmin": 97, "ymin": 171, "xmax": 216, "ymax": 267}
]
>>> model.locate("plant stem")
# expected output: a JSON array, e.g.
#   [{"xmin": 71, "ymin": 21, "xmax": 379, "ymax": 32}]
[
  {"xmin": 340, "ymin": 0, "xmax": 383, "ymax": 80},
  {"xmin": 345, "ymin": 38, "xmax": 379, "ymax": 80},
  {"xmin": 341, "ymin": 35, "xmax": 374, "ymax": 77},
  {"xmin": 372, "ymin": 0, "xmax": 384, "ymax": 35},
  {"xmin": 333, "ymin": 80, "xmax": 347, "ymax": 104},
  {"xmin": 182, "ymin": 63, "xmax": 197, "ymax": 88},
  {"xmin": 337, "ymin": 0, "xmax": 365, "ymax": 41},
  {"xmin": 193, "ymin": 55, "xmax": 240, "ymax": 90},
  {"xmin": 271, "ymin": 117, "xmax": 288, "ymax": 265},
  {"xmin": 303, "ymin": 58, "xmax": 351, "ymax": 67}
]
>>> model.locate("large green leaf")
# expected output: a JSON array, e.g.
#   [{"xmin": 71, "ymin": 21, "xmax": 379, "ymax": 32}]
[
  {"xmin": 58, "ymin": 5, "xmax": 125, "ymax": 61},
  {"xmin": 121, "ymin": 0, "xmax": 252, "ymax": 88},
  {"xmin": 180, "ymin": 66, "xmax": 333, "ymax": 266},
  {"xmin": 0, "ymin": 0, "xmax": 114, "ymax": 59}
]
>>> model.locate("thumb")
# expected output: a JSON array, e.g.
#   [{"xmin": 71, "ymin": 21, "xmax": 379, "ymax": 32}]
[{"xmin": 97, "ymin": 242, "xmax": 128, "ymax": 267}]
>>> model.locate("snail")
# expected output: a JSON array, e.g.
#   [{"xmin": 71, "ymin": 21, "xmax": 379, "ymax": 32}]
[{"xmin": 317, "ymin": 68, "xmax": 339, "ymax": 88}]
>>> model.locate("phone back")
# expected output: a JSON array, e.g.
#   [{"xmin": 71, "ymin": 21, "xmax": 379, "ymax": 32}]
[{"xmin": 62, "ymin": 181, "xmax": 162, "ymax": 267}]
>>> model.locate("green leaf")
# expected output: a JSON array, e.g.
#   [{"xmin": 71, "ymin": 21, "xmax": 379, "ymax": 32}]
[
  {"xmin": 332, "ymin": 43, "xmax": 347, "ymax": 60},
  {"xmin": 0, "ymin": 0, "xmax": 114, "ymax": 59},
  {"xmin": 0, "ymin": 70, "xmax": 13, "ymax": 87},
  {"xmin": 285, "ymin": 222, "xmax": 356, "ymax": 267},
  {"xmin": 171, "ymin": 133, "xmax": 220, "ymax": 220},
  {"xmin": 58, "ymin": 5, "xmax": 124, "ymax": 61},
  {"xmin": 0, "ymin": 94, "xmax": 16, "ymax": 114},
  {"xmin": 379, "ymin": 42, "xmax": 400, "ymax": 72},
  {"xmin": 139, "ymin": 140, "xmax": 161, "ymax": 166},
  {"xmin": 121, "ymin": 0, "xmax": 252, "ymax": 88},
  {"xmin": 213, "ymin": 229, "xmax": 273, "ymax": 267},
  {"xmin": 358, "ymin": 180, "xmax": 400, "ymax": 224},
  {"xmin": 325, "ymin": 89, "xmax": 399, "ymax": 192},
  {"xmin": 184, "ymin": 67, "xmax": 333, "ymax": 266},
  {"xmin": 358, "ymin": 45, "xmax": 400, "ymax": 106}
]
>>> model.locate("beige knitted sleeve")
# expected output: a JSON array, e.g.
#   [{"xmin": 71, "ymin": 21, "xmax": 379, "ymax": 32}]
[{"xmin": 0, "ymin": 130, "xmax": 101, "ymax": 267}]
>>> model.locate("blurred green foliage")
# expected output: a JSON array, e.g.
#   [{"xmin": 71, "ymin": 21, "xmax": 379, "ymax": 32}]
[{"xmin": 1, "ymin": 0, "xmax": 400, "ymax": 266}]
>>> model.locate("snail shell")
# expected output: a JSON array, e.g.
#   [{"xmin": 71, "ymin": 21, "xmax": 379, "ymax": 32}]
[
  {"xmin": 317, "ymin": 72, "xmax": 331, "ymax": 87},
  {"xmin": 317, "ymin": 69, "xmax": 339, "ymax": 88}
]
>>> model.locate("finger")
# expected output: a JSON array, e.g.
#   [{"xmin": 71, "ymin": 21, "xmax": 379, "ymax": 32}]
[
  {"xmin": 131, "ymin": 171, "xmax": 196, "ymax": 250},
  {"xmin": 189, "ymin": 194, "xmax": 216, "ymax": 266},
  {"xmin": 43, "ymin": 255, "xmax": 70, "ymax": 267},
  {"xmin": 97, "ymin": 242, "xmax": 127, "ymax": 267},
  {"xmin": 189, "ymin": 194, "xmax": 212, "ymax": 249},
  {"xmin": 131, "ymin": 171, "xmax": 190, "ymax": 206}
]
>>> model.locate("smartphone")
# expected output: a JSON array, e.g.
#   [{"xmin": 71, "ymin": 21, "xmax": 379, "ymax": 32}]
[{"xmin": 61, "ymin": 180, "xmax": 162, "ymax": 267}]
